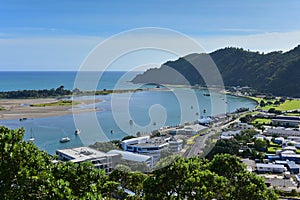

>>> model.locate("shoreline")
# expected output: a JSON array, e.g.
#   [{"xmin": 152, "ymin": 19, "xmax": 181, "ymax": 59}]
[
  {"xmin": 0, "ymin": 87, "xmax": 257, "ymax": 121},
  {"xmin": 0, "ymin": 98, "xmax": 102, "ymax": 121},
  {"xmin": 0, "ymin": 88, "xmax": 170, "ymax": 121}
]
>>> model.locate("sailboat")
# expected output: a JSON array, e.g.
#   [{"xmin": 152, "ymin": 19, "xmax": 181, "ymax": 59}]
[{"xmin": 28, "ymin": 128, "xmax": 35, "ymax": 142}]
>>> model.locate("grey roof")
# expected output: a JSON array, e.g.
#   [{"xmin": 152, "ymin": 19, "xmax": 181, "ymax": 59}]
[
  {"xmin": 107, "ymin": 150, "xmax": 151, "ymax": 162},
  {"xmin": 287, "ymin": 161, "xmax": 299, "ymax": 169},
  {"xmin": 256, "ymin": 163, "xmax": 286, "ymax": 169},
  {"xmin": 56, "ymin": 147, "xmax": 114, "ymax": 163}
]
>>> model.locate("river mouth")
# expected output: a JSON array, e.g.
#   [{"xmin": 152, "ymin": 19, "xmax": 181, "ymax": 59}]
[{"xmin": 0, "ymin": 88, "xmax": 257, "ymax": 155}]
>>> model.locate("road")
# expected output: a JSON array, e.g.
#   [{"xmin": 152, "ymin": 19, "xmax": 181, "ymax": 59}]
[
  {"xmin": 184, "ymin": 131, "xmax": 215, "ymax": 157},
  {"xmin": 183, "ymin": 115, "xmax": 244, "ymax": 157}
]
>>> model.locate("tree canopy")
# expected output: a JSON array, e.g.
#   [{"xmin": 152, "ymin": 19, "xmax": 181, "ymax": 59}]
[{"xmin": 0, "ymin": 126, "xmax": 278, "ymax": 199}]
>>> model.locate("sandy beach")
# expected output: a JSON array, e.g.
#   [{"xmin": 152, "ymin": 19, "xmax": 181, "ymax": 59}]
[{"xmin": 0, "ymin": 98, "xmax": 101, "ymax": 120}]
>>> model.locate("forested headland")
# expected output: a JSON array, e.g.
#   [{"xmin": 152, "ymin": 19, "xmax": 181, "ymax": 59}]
[{"xmin": 132, "ymin": 45, "xmax": 300, "ymax": 97}]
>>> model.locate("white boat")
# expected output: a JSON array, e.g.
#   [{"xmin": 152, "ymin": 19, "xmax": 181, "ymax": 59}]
[
  {"xmin": 28, "ymin": 128, "xmax": 35, "ymax": 142},
  {"xmin": 60, "ymin": 137, "xmax": 70, "ymax": 143},
  {"xmin": 74, "ymin": 129, "xmax": 81, "ymax": 135}
]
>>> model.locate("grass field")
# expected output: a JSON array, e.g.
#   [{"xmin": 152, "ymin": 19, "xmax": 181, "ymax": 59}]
[
  {"xmin": 262, "ymin": 99, "xmax": 300, "ymax": 111},
  {"xmin": 251, "ymin": 118, "xmax": 271, "ymax": 125},
  {"xmin": 247, "ymin": 95, "xmax": 300, "ymax": 111},
  {"xmin": 269, "ymin": 141, "xmax": 281, "ymax": 147},
  {"xmin": 285, "ymin": 113, "xmax": 300, "ymax": 116},
  {"xmin": 30, "ymin": 100, "xmax": 79, "ymax": 107},
  {"xmin": 267, "ymin": 146, "xmax": 282, "ymax": 154}
]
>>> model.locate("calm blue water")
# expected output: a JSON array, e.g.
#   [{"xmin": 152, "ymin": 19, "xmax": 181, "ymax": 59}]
[
  {"xmin": 0, "ymin": 71, "xmax": 257, "ymax": 154},
  {"xmin": 0, "ymin": 71, "xmax": 143, "ymax": 91}
]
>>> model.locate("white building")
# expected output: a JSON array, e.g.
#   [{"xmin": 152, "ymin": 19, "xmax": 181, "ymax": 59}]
[
  {"xmin": 56, "ymin": 147, "xmax": 121, "ymax": 174},
  {"xmin": 168, "ymin": 138, "xmax": 183, "ymax": 152},
  {"xmin": 121, "ymin": 136, "xmax": 169, "ymax": 164},
  {"xmin": 107, "ymin": 150, "xmax": 153, "ymax": 168},
  {"xmin": 256, "ymin": 163, "xmax": 287, "ymax": 173}
]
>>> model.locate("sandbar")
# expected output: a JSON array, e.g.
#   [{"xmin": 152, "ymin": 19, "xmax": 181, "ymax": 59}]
[{"xmin": 0, "ymin": 98, "xmax": 101, "ymax": 120}]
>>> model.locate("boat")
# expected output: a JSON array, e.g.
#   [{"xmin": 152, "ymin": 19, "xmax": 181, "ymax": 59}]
[
  {"xmin": 60, "ymin": 137, "xmax": 70, "ymax": 143},
  {"xmin": 203, "ymin": 93, "xmax": 210, "ymax": 96},
  {"xmin": 28, "ymin": 128, "xmax": 35, "ymax": 142},
  {"xmin": 74, "ymin": 129, "xmax": 81, "ymax": 135},
  {"xmin": 129, "ymin": 119, "xmax": 133, "ymax": 125}
]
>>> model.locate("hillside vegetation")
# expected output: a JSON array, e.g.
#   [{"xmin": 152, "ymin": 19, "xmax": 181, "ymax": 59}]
[{"xmin": 132, "ymin": 45, "xmax": 300, "ymax": 97}]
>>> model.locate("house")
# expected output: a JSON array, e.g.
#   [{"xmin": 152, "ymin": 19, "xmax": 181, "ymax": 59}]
[
  {"xmin": 271, "ymin": 116, "xmax": 300, "ymax": 127},
  {"xmin": 281, "ymin": 152, "xmax": 300, "ymax": 163},
  {"xmin": 264, "ymin": 128, "xmax": 300, "ymax": 137},
  {"xmin": 234, "ymin": 122, "xmax": 254, "ymax": 130},
  {"xmin": 255, "ymin": 113, "xmax": 276, "ymax": 119},
  {"xmin": 107, "ymin": 150, "xmax": 153, "ymax": 168},
  {"xmin": 282, "ymin": 146, "xmax": 297, "ymax": 152},
  {"xmin": 253, "ymin": 134, "xmax": 265, "ymax": 140},
  {"xmin": 275, "ymin": 160, "xmax": 299, "ymax": 174},
  {"xmin": 287, "ymin": 161, "xmax": 300, "ymax": 174},
  {"xmin": 256, "ymin": 163, "xmax": 287, "ymax": 173},
  {"xmin": 274, "ymin": 137, "xmax": 285, "ymax": 144},
  {"xmin": 56, "ymin": 147, "xmax": 121, "ymax": 174},
  {"xmin": 220, "ymin": 130, "xmax": 241, "ymax": 140},
  {"xmin": 287, "ymin": 136, "xmax": 300, "ymax": 142}
]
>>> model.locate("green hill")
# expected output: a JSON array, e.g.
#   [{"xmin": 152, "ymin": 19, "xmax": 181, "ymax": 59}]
[{"xmin": 132, "ymin": 45, "xmax": 300, "ymax": 97}]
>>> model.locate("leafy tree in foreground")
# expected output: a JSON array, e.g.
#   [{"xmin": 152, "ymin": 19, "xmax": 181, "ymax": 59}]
[
  {"xmin": 143, "ymin": 154, "xmax": 278, "ymax": 200},
  {"xmin": 0, "ymin": 126, "xmax": 115, "ymax": 199},
  {"xmin": 0, "ymin": 126, "xmax": 278, "ymax": 199}
]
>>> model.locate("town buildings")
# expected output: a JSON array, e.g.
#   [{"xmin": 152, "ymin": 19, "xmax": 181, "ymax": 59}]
[{"xmin": 56, "ymin": 147, "xmax": 121, "ymax": 174}]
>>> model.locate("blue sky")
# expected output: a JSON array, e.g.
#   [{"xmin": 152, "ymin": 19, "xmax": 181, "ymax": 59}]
[{"xmin": 1, "ymin": 0, "xmax": 300, "ymax": 71}]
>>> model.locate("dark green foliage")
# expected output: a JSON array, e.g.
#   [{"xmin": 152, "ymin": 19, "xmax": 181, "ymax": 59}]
[
  {"xmin": 0, "ymin": 86, "xmax": 71, "ymax": 99},
  {"xmin": 143, "ymin": 155, "xmax": 278, "ymax": 200},
  {"xmin": 206, "ymin": 139, "xmax": 241, "ymax": 160},
  {"xmin": 0, "ymin": 126, "xmax": 114, "ymax": 199},
  {"xmin": 260, "ymin": 100, "xmax": 266, "ymax": 107},
  {"xmin": 132, "ymin": 45, "xmax": 300, "ymax": 97},
  {"xmin": 0, "ymin": 126, "xmax": 278, "ymax": 199},
  {"xmin": 254, "ymin": 139, "xmax": 267, "ymax": 152},
  {"xmin": 268, "ymin": 108, "xmax": 282, "ymax": 115},
  {"xmin": 122, "ymin": 135, "xmax": 136, "ymax": 141},
  {"xmin": 240, "ymin": 114, "xmax": 254, "ymax": 123},
  {"xmin": 89, "ymin": 141, "xmax": 121, "ymax": 152},
  {"xmin": 116, "ymin": 159, "xmax": 151, "ymax": 172}
]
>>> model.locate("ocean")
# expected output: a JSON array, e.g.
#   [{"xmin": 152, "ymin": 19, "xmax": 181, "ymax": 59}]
[{"xmin": 0, "ymin": 71, "xmax": 257, "ymax": 154}]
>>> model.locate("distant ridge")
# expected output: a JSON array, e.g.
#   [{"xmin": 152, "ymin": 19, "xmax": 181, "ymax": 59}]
[{"xmin": 132, "ymin": 45, "xmax": 300, "ymax": 97}]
